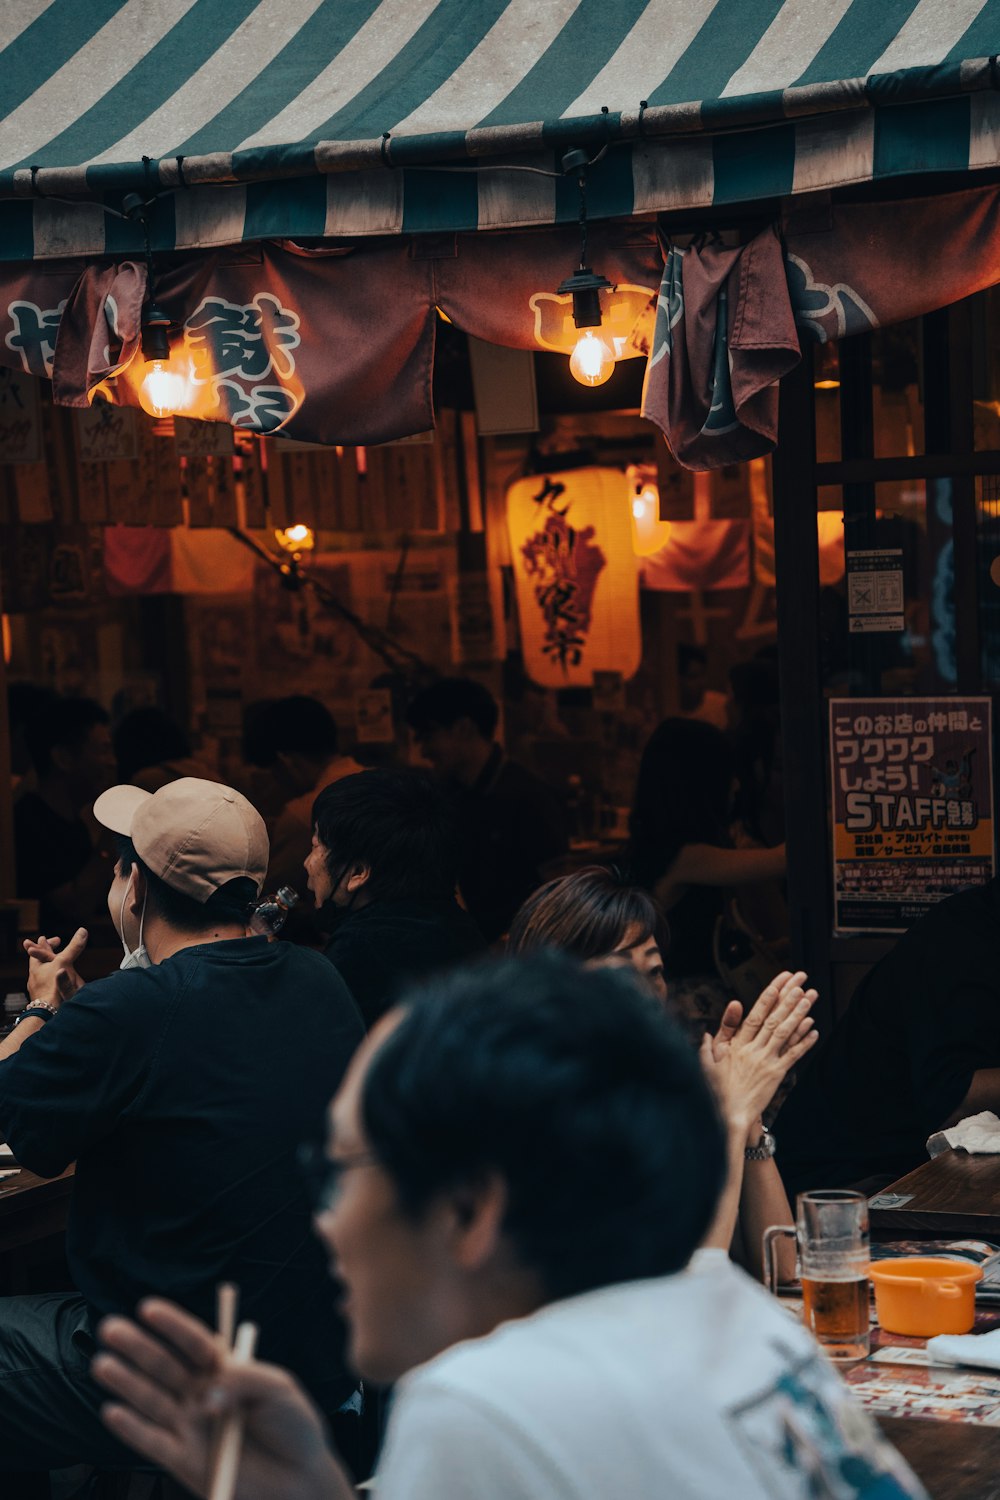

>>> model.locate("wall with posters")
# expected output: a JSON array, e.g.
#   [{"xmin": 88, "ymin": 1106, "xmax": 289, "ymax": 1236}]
[{"xmin": 830, "ymin": 697, "xmax": 995, "ymax": 934}]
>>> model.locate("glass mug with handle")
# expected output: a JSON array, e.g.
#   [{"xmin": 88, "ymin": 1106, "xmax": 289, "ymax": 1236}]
[{"xmin": 764, "ymin": 1189, "xmax": 871, "ymax": 1362}]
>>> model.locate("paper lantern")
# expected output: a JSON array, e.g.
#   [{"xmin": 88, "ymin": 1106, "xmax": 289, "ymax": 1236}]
[
  {"xmin": 627, "ymin": 464, "xmax": 673, "ymax": 557},
  {"xmin": 506, "ymin": 467, "xmax": 640, "ymax": 688}
]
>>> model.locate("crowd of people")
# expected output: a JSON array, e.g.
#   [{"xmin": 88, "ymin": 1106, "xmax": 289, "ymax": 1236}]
[{"xmin": 3, "ymin": 664, "xmax": 992, "ymax": 1496}]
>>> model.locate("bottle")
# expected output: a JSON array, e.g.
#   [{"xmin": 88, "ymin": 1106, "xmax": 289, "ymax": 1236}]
[{"xmin": 248, "ymin": 886, "xmax": 299, "ymax": 937}]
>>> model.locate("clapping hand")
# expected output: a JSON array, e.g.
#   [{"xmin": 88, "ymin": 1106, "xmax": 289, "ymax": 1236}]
[
  {"xmin": 699, "ymin": 970, "xmax": 818, "ymax": 1140},
  {"xmin": 23, "ymin": 927, "xmax": 88, "ymax": 1010},
  {"xmin": 93, "ymin": 1299, "xmax": 350, "ymax": 1500}
]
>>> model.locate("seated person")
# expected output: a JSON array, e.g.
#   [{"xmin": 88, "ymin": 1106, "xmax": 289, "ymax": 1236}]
[
  {"xmin": 93, "ymin": 955, "xmax": 924, "ymax": 1500},
  {"xmin": 307, "ymin": 768, "xmax": 486, "ymax": 1028},
  {"xmin": 253, "ymin": 696, "xmax": 364, "ymax": 897},
  {"xmin": 406, "ymin": 677, "xmax": 569, "ymax": 942},
  {"xmin": 507, "ymin": 867, "xmax": 816, "ymax": 1280},
  {"xmin": 0, "ymin": 777, "xmax": 364, "ymax": 1477},
  {"xmin": 778, "ymin": 875, "xmax": 1000, "ymax": 1198},
  {"xmin": 13, "ymin": 695, "xmax": 116, "ymax": 933}
]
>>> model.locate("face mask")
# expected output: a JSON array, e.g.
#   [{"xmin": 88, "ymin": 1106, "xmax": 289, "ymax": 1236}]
[
  {"xmin": 119, "ymin": 873, "xmax": 152, "ymax": 971},
  {"xmin": 316, "ymin": 860, "xmax": 360, "ymax": 936}
]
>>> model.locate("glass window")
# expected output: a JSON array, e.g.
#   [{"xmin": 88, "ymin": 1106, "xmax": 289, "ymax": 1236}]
[{"xmin": 818, "ymin": 479, "xmax": 956, "ymax": 698}]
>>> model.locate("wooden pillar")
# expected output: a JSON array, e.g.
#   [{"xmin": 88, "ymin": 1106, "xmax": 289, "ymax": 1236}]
[
  {"xmin": 0, "ymin": 567, "xmax": 14, "ymax": 901},
  {"xmin": 772, "ymin": 351, "xmax": 832, "ymax": 1019}
]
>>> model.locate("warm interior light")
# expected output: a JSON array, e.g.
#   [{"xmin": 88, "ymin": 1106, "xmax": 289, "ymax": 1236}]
[
  {"xmin": 274, "ymin": 524, "xmax": 315, "ymax": 554},
  {"xmin": 139, "ymin": 358, "xmax": 193, "ymax": 418},
  {"xmin": 569, "ymin": 329, "xmax": 615, "ymax": 388},
  {"xmin": 814, "ymin": 341, "xmax": 840, "ymax": 392},
  {"xmin": 628, "ymin": 475, "xmax": 672, "ymax": 558}
]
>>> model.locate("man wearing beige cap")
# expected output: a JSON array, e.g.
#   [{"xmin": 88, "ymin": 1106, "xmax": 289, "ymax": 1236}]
[{"xmin": 0, "ymin": 778, "xmax": 365, "ymax": 1481}]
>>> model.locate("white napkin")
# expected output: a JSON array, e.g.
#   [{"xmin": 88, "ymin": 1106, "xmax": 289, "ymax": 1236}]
[
  {"xmin": 926, "ymin": 1110, "xmax": 1000, "ymax": 1158},
  {"xmin": 927, "ymin": 1327, "xmax": 1000, "ymax": 1370}
]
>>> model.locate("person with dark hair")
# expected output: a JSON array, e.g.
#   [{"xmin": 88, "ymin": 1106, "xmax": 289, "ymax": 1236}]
[
  {"xmin": 507, "ymin": 867, "xmax": 810, "ymax": 1281},
  {"xmin": 677, "ymin": 642, "xmax": 729, "ymax": 729},
  {"xmin": 405, "ymin": 676, "xmax": 569, "ymax": 941},
  {"xmin": 307, "ymin": 768, "xmax": 486, "ymax": 1027},
  {"xmin": 627, "ymin": 717, "xmax": 786, "ymax": 1043},
  {"xmin": 778, "ymin": 875, "xmax": 1000, "ymax": 1199},
  {"xmin": 7, "ymin": 681, "xmax": 58, "ymax": 787},
  {"xmin": 92, "ymin": 956, "xmax": 923, "ymax": 1500},
  {"xmin": 507, "ymin": 865, "xmax": 667, "ymax": 999},
  {"xmin": 113, "ymin": 705, "xmax": 213, "ymax": 793},
  {"xmin": 259, "ymin": 696, "xmax": 364, "ymax": 896},
  {"xmin": 13, "ymin": 694, "xmax": 116, "ymax": 931},
  {"xmin": 0, "ymin": 777, "xmax": 364, "ymax": 1479}
]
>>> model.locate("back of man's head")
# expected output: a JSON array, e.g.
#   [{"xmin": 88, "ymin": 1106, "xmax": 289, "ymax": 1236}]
[
  {"xmin": 97, "ymin": 778, "xmax": 269, "ymax": 935},
  {"xmin": 361, "ymin": 953, "xmax": 726, "ymax": 1301},
  {"xmin": 244, "ymin": 696, "xmax": 339, "ymax": 767},
  {"xmin": 312, "ymin": 767, "xmax": 459, "ymax": 903},
  {"xmin": 24, "ymin": 695, "xmax": 109, "ymax": 778},
  {"xmin": 405, "ymin": 678, "xmax": 498, "ymax": 741},
  {"xmin": 114, "ymin": 707, "xmax": 192, "ymax": 783}
]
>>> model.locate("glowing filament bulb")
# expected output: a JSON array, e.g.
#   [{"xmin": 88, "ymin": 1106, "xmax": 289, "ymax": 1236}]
[
  {"xmin": 569, "ymin": 329, "xmax": 615, "ymax": 387},
  {"xmin": 139, "ymin": 359, "xmax": 192, "ymax": 418}
]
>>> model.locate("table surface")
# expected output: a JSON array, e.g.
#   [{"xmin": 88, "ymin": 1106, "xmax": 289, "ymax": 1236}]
[
  {"xmin": 0, "ymin": 1165, "xmax": 74, "ymax": 1255},
  {"xmin": 879, "ymin": 1416, "xmax": 1000, "ymax": 1499},
  {"xmin": 869, "ymin": 1150, "xmax": 1000, "ymax": 1238}
]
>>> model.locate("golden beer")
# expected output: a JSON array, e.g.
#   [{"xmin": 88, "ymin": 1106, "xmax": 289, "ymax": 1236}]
[{"xmin": 802, "ymin": 1273, "xmax": 870, "ymax": 1361}]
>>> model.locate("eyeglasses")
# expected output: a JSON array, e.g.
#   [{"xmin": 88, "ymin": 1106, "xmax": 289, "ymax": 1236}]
[{"xmin": 297, "ymin": 1141, "xmax": 378, "ymax": 1214}]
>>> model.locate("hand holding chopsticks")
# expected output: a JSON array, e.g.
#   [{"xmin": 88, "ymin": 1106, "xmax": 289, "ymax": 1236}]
[
  {"xmin": 94, "ymin": 1294, "xmax": 356, "ymax": 1500},
  {"xmin": 209, "ymin": 1283, "xmax": 258, "ymax": 1500}
]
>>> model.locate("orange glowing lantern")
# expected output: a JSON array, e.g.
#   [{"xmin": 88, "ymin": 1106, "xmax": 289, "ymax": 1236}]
[{"xmin": 506, "ymin": 467, "xmax": 640, "ymax": 688}]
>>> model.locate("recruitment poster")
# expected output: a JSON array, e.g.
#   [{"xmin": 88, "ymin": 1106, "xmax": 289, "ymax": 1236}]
[{"xmin": 830, "ymin": 697, "xmax": 995, "ymax": 933}]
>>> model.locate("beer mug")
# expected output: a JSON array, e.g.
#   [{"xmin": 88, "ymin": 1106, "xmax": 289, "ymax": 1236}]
[{"xmin": 764, "ymin": 1189, "xmax": 870, "ymax": 1362}]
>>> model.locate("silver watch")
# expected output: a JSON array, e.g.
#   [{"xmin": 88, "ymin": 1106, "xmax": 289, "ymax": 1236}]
[{"xmin": 744, "ymin": 1127, "xmax": 776, "ymax": 1161}]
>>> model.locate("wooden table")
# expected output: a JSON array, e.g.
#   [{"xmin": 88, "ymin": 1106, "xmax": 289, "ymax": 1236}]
[
  {"xmin": 869, "ymin": 1149, "xmax": 1000, "ymax": 1239},
  {"xmin": 879, "ymin": 1417, "xmax": 1000, "ymax": 1498},
  {"xmin": 0, "ymin": 1165, "xmax": 74, "ymax": 1292}
]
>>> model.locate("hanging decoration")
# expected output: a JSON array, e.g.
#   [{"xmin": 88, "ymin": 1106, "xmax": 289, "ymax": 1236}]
[{"xmin": 506, "ymin": 467, "xmax": 640, "ymax": 689}]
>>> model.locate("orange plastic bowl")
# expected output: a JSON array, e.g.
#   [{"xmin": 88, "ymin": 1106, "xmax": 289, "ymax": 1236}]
[{"xmin": 869, "ymin": 1256, "xmax": 983, "ymax": 1337}]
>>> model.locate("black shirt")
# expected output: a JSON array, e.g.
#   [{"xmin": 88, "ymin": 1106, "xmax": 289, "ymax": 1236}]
[
  {"xmin": 778, "ymin": 879, "xmax": 1000, "ymax": 1198},
  {"xmin": 455, "ymin": 748, "xmax": 570, "ymax": 943},
  {"xmin": 323, "ymin": 897, "xmax": 486, "ymax": 1028},
  {"xmin": 0, "ymin": 937, "xmax": 364, "ymax": 1410}
]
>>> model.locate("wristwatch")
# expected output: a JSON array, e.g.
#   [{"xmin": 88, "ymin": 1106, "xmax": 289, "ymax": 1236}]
[{"xmin": 745, "ymin": 1127, "xmax": 777, "ymax": 1162}]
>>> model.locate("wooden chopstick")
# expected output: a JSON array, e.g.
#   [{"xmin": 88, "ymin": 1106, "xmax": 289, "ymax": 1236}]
[
  {"xmin": 216, "ymin": 1282, "xmax": 238, "ymax": 1353},
  {"xmin": 208, "ymin": 1319, "xmax": 259, "ymax": 1500}
]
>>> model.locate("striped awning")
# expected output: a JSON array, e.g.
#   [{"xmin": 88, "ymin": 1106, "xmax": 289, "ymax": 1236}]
[{"xmin": 1, "ymin": 0, "xmax": 999, "ymax": 260}]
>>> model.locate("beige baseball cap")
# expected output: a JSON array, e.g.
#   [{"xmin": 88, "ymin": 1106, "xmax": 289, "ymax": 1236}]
[{"xmin": 93, "ymin": 777, "xmax": 268, "ymax": 902}]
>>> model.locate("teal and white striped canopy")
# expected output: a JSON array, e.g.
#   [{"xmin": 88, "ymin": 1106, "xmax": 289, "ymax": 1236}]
[{"xmin": 1, "ymin": 0, "xmax": 999, "ymax": 260}]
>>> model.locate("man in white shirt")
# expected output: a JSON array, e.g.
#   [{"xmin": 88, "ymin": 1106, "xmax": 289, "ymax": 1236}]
[{"xmin": 93, "ymin": 955, "xmax": 926, "ymax": 1500}]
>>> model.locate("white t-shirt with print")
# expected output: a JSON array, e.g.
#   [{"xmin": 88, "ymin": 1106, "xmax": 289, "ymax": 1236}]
[{"xmin": 375, "ymin": 1249, "xmax": 926, "ymax": 1500}]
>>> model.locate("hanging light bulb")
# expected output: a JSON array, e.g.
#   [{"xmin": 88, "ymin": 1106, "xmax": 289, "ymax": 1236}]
[
  {"xmin": 569, "ymin": 328, "xmax": 616, "ymax": 387},
  {"xmin": 556, "ymin": 148, "xmax": 617, "ymax": 389},
  {"xmin": 136, "ymin": 300, "xmax": 193, "ymax": 418},
  {"xmin": 140, "ymin": 360, "xmax": 191, "ymax": 418}
]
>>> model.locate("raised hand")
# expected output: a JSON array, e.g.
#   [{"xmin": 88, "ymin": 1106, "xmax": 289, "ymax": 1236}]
[
  {"xmin": 94, "ymin": 1299, "xmax": 352, "ymax": 1500},
  {"xmin": 25, "ymin": 927, "xmax": 88, "ymax": 1008},
  {"xmin": 700, "ymin": 970, "xmax": 818, "ymax": 1138}
]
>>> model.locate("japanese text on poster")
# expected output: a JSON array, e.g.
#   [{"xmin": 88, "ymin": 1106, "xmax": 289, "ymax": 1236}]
[{"xmin": 830, "ymin": 697, "xmax": 994, "ymax": 933}]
